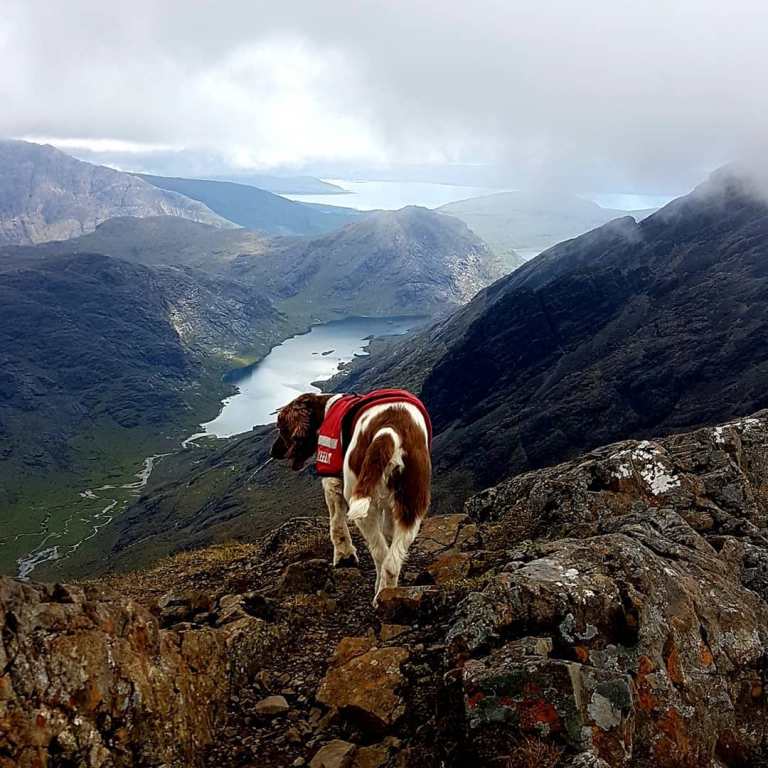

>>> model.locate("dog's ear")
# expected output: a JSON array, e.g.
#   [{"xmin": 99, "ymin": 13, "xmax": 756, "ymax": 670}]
[
  {"xmin": 282, "ymin": 398, "xmax": 312, "ymax": 439},
  {"xmin": 274, "ymin": 394, "xmax": 330, "ymax": 470}
]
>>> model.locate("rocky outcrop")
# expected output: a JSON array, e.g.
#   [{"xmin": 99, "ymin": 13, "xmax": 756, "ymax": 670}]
[
  {"xmin": 317, "ymin": 643, "xmax": 409, "ymax": 732},
  {"xmin": 6, "ymin": 412, "xmax": 768, "ymax": 766},
  {"xmin": 0, "ymin": 568, "xmax": 290, "ymax": 767},
  {"xmin": 445, "ymin": 412, "xmax": 768, "ymax": 766},
  {"xmin": 0, "ymin": 578, "xmax": 229, "ymax": 767}
]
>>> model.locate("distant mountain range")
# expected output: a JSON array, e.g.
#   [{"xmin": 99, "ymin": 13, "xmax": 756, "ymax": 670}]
[
  {"xmin": 138, "ymin": 173, "xmax": 360, "ymax": 235},
  {"xmin": 439, "ymin": 189, "xmax": 655, "ymax": 266},
  {"xmin": 5, "ymin": 206, "xmax": 502, "ymax": 320},
  {"xmin": 0, "ymin": 140, "xmax": 364, "ymax": 247},
  {"xmin": 0, "ymin": 140, "xmax": 232, "ymax": 245},
  {"xmin": 341, "ymin": 167, "xmax": 768, "ymax": 509}
]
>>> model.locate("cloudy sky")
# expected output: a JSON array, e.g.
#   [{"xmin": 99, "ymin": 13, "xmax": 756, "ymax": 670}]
[{"xmin": 2, "ymin": 0, "xmax": 766, "ymax": 193}]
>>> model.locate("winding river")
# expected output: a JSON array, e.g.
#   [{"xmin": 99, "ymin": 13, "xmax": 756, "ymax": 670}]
[{"xmin": 15, "ymin": 453, "xmax": 169, "ymax": 580}]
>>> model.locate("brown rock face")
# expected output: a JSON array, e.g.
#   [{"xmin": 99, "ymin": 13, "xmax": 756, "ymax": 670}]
[
  {"xmin": 424, "ymin": 550, "xmax": 472, "ymax": 584},
  {"xmin": 375, "ymin": 586, "xmax": 442, "ymax": 622},
  {"xmin": 309, "ymin": 739, "xmax": 357, "ymax": 768},
  {"xmin": 317, "ymin": 642, "xmax": 409, "ymax": 732},
  {"xmin": 446, "ymin": 413, "xmax": 768, "ymax": 766},
  {"xmin": 418, "ymin": 514, "xmax": 468, "ymax": 553},
  {"xmin": 0, "ymin": 578, "xmax": 228, "ymax": 767}
]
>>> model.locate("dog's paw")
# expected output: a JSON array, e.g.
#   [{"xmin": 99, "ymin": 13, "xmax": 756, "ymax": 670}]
[
  {"xmin": 333, "ymin": 550, "xmax": 360, "ymax": 568},
  {"xmin": 347, "ymin": 497, "xmax": 370, "ymax": 521}
]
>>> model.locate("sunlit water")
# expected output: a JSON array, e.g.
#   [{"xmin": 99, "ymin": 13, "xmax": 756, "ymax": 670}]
[
  {"xmin": 281, "ymin": 179, "xmax": 501, "ymax": 211},
  {"xmin": 283, "ymin": 179, "xmax": 673, "ymax": 214},
  {"xmin": 201, "ymin": 316, "xmax": 425, "ymax": 438},
  {"xmin": 588, "ymin": 192, "xmax": 676, "ymax": 210}
]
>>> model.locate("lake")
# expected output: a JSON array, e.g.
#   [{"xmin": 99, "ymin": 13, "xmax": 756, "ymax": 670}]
[
  {"xmin": 283, "ymin": 179, "xmax": 673, "ymax": 215},
  {"xmin": 200, "ymin": 316, "xmax": 425, "ymax": 438},
  {"xmin": 281, "ymin": 179, "xmax": 501, "ymax": 211}
]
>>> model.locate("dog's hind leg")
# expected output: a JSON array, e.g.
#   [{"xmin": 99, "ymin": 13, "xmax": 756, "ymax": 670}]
[
  {"xmin": 353, "ymin": 508, "xmax": 389, "ymax": 600},
  {"xmin": 378, "ymin": 517, "xmax": 421, "ymax": 597},
  {"xmin": 322, "ymin": 477, "xmax": 358, "ymax": 567},
  {"xmin": 347, "ymin": 429, "xmax": 402, "ymax": 522}
]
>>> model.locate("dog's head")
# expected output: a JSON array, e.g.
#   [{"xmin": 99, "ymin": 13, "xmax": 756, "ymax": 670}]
[{"xmin": 270, "ymin": 393, "xmax": 329, "ymax": 470}]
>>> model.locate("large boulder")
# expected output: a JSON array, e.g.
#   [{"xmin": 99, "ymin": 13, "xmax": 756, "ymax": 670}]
[
  {"xmin": 317, "ymin": 640, "xmax": 409, "ymax": 733},
  {"xmin": 0, "ymin": 578, "xmax": 229, "ymax": 767},
  {"xmin": 443, "ymin": 413, "xmax": 768, "ymax": 766}
]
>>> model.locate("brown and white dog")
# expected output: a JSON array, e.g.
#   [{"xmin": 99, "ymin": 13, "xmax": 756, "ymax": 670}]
[{"xmin": 271, "ymin": 392, "xmax": 431, "ymax": 603}]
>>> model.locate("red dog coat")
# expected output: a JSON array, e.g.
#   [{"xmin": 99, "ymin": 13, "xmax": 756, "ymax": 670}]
[{"xmin": 316, "ymin": 389, "xmax": 432, "ymax": 477}]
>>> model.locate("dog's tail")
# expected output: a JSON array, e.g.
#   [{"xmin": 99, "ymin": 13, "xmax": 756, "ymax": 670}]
[{"xmin": 347, "ymin": 429, "xmax": 398, "ymax": 521}]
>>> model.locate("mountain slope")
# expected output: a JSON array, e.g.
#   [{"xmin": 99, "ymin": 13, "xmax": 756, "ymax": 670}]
[
  {"xmin": 2, "ymin": 208, "xmax": 502, "ymax": 319},
  {"xmin": 0, "ymin": 140, "xmax": 231, "ymax": 245},
  {"xmin": 1, "ymin": 215, "xmax": 271, "ymax": 270},
  {"xmin": 0, "ymin": 252, "xmax": 286, "ymax": 574},
  {"xmin": 228, "ymin": 206, "xmax": 505, "ymax": 318},
  {"xmin": 139, "ymin": 173, "xmax": 360, "ymax": 235},
  {"xmin": 341, "ymin": 167, "xmax": 768, "ymax": 507},
  {"xmin": 439, "ymin": 189, "xmax": 655, "ymax": 264}
]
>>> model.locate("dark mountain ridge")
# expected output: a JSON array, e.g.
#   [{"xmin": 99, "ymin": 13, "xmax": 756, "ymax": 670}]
[
  {"xmin": 0, "ymin": 251, "xmax": 284, "ymax": 471},
  {"xmin": 0, "ymin": 250, "xmax": 287, "ymax": 573},
  {"xmin": 339, "ymin": 167, "xmax": 768, "ymax": 506}
]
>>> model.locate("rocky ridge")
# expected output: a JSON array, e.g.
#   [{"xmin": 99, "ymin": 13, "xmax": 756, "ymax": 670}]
[
  {"xmin": 338, "ymin": 166, "xmax": 768, "ymax": 511},
  {"xmin": 5, "ymin": 411, "xmax": 768, "ymax": 766}
]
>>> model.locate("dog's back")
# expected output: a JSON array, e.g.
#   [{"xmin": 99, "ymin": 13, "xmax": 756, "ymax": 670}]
[{"xmin": 345, "ymin": 401, "xmax": 431, "ymax": 526}]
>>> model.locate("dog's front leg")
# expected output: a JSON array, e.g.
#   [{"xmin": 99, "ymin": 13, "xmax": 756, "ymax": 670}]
[{"xmin": 322, "ymin": 477, "xmax": 358, "ymax": 567}]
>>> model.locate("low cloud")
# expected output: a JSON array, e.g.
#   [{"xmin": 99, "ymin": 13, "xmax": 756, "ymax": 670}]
[{"xmin": 3, "ymin": 0, "xmax": 767, "ymax": 193}]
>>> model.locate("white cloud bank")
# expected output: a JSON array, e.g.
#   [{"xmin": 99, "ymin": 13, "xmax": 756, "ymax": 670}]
[{"xmin": 3, "ymin": 0, "xmax": 767, "ymax": 191}]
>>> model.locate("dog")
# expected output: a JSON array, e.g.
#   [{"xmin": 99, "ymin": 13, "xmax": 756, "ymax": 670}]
[{"xmin": 271, "ymin": 390, "xmax": 432, "ymax": 604}]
